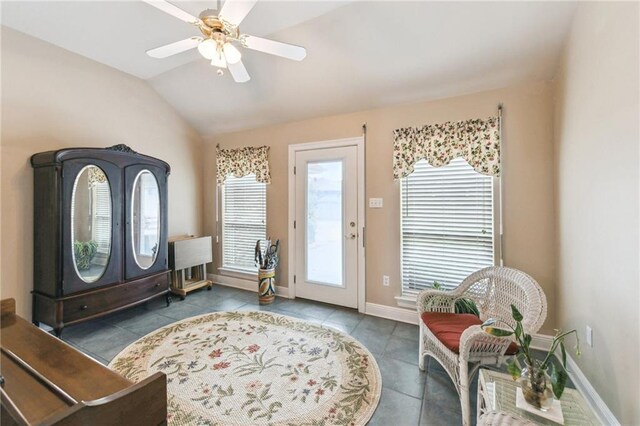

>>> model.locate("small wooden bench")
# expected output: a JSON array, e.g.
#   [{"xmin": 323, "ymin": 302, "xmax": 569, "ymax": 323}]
[{"xmin": 0, "ymin": 298, "xmax": 167, "ymax": 425}]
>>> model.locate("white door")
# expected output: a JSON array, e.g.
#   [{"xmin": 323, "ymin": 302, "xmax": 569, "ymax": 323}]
[{"xmin": 294, "ymin": 146, "xmax": 359, "ymax": 308}]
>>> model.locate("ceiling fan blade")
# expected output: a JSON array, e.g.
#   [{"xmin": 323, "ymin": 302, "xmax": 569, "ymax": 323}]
[
  {"xmin": 242, "ymin": 35, "xmax": 307, "ymax": 61},
  {"xmin": 141, "ymin": 0, "xmax": 199, "ymax": 24},
  {"xmin": 228, "ymin": 60, "xmax": 251, "ymax": 83},
  {"xmin": 219, "ymin": 0, "xmax": 257, "ymax": 26},
  {"xmin": 146, "ymin": 37, "xmax": 202, "ymax": 58}
]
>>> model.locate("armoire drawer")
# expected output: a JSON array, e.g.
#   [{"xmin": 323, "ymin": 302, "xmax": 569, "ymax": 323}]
[{"xmin": 63, "ymin": 272, "xmax": 169, "ymax": 323}]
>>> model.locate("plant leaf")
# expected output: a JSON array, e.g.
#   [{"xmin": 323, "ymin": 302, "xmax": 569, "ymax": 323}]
[
  {"xmin": 511, "ymin": 304, "xmax": 523, "ymax": 322},
  {"xmin": 506, "ymin": 360, "xmax": 521, "ymax": 379},
  {"xmin": 560, "ymin": 341, "xmax": 567, "ymax": 368},
  {"xmin": 481, "ymin": 318, "xmax": 497, "ymax": 328},
  {"xmin": 455, "ymin": 298, "xmax": 480, "ymax": 317},
  {"xmin": 484, "ymin": 327, "xmax": 513, "ymax": 337},
  {"xmin": 515, "ymin": 322, "xmax": 523, "ymax": 339},
  {"xmin": 549, "ymin": 363, "xmax": 568, "ymax": 399},
  {"xmin": 524, "ymin": 334, "xmax": 532, "ymax": 348}
]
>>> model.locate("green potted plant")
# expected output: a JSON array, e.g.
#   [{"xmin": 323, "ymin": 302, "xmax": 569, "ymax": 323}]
[
  {"xmin": 430, "ymin": 281, "xmax": 480, "ymax": 316},
  {"xmin": 74, "ymin": 240, "xmax": 98, "ymax": 271},
  {"xmin": 482, "ymin": 304, "xmax": 580, "ymax": 411}
]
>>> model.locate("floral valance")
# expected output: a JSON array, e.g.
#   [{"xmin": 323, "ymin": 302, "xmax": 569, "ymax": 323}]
[
  {"xmin": 216, "ymin": 145, "xmax": 271, "ymax": 185},
  {"xmin": 87, "ymin": 167, "xmax": 107, "ymax": 186},
  {"xmin": 393, "ymin": 116, "xmax": 500, "ymax": 179}
]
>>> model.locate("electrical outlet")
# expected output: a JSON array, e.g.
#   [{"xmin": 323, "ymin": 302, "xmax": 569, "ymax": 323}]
[
  {"xmin": 382, "ymin": 275, "xmax": 390, "ymax": 287},
  {"xmin": 586, "ymin": 325, "xmax": 593, "ymax": 347},
  {"xmin": 369, "ymin": 198, "xmax": 383, "ymax": 208}
]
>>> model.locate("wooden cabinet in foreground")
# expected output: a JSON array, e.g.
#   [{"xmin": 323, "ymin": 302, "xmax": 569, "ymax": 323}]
[
  {"xmin": 168, "ymin": 236, "xmax": 213, "ymax": 300},
  {"xmin": 0, "ymin": 298, "xmax": 167, "ymax": 426}
]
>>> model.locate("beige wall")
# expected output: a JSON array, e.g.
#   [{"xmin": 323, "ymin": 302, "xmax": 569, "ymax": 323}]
[
  {"xmin": 0, "ymin": 28, "xmax": 205, "ymax": 318},
  {"xmin": 205, "ymin": 81, "xmax": 557, "ymax": 332},
  {"xmin": 553, "ymin": 3, "xmax": 639, "ymax": 424}
]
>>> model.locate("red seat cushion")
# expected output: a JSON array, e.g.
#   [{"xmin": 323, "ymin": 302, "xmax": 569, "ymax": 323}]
[{"xmin": 421, "ymin": 312, "xmax": 518, "ymax": 355}]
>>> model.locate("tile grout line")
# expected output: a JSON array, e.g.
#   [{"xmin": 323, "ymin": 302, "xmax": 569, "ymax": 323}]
[{"xmin": 379, "ymin": 322, "xmax": 399, "ymax": 354}]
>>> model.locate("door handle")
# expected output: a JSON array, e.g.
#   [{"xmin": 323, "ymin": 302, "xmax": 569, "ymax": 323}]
[{"xmin": 345, "ymin": 233, "xmax": 357, "ymax": 240}]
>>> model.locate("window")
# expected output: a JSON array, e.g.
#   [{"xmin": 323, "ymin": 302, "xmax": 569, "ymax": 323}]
[
  {"xmin": 222, "ymin": 174, "xmax": 266, "ymax": 273},
  {"xmin": 400, "ymin": 158, "xmax": 499, "ymax": 296},
  {"xmin": 92, "ymin": 181, "xmax": 112, "ymax": 258}
]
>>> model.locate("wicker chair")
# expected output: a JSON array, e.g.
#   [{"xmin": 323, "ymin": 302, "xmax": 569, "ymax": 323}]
[
  {"xmin": 477, "ymin": 411, "xmax": 536, "ymax": 426},
  {"xmin": 417, "ymin": 266, "xmax": 547, "ymax": 426}
]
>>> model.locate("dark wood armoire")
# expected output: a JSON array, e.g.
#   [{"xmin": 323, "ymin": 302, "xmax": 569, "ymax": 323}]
[{"xmin": 31, "ymin": 144, "xmax": 172, "ymax": 336}]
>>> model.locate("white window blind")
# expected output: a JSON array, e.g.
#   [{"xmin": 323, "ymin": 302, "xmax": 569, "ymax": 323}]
[
  {"xmin": 400, "ymin": 158, "xmax": 497, "ymax": 295},
  {"xmin": 92, "ymin": 181, "xmax": 112, "ymax": 255},
  {"xmin": 222, "ymin": 174, "xmax": 266, "ymax": 272}
]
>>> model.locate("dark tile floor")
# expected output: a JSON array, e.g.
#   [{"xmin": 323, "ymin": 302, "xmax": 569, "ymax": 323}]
[{"xmin": 60, "ymin": 285, "xmax": 567, "ymax": 425}]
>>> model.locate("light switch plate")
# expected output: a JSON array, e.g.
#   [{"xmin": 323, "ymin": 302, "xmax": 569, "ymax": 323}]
[
  {"xmin": 586, "ymin": 325, "xmax": 593, "ymax": 347},
  {"xmin": 369, "ymin": 198, "xmax": 383, "ymax": 208}
]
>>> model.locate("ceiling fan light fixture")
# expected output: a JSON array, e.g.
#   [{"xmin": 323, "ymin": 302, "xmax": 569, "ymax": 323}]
[
  {"xmin": 211, "ymin": 49, "xmax": 228, "ymax": 69},
  {"xmin": 144, "ymin": 0, "xmax": 306, "ymax": 83},
  {"xmin": 197, "ymin": 38, "xmax": 217, "ymax": 60},
  {"xmin": 222, "ymin": 42, "xmax": 242, "ymax": 64}
]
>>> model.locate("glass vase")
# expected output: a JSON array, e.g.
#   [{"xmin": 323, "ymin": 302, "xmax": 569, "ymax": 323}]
[{"xmin": 520, "ymin": 362, "xmax": 554, "ymax": 411}]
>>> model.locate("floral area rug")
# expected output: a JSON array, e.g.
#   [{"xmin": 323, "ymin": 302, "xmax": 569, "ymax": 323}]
[{"xmin": 109, "ymin": 311, "xmax": 381, "ymax": 425}]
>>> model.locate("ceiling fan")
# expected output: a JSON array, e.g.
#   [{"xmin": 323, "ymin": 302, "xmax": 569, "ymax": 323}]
[{"xmin": 143, "ymin": 0, "xmax": 307, "ymax": 83}]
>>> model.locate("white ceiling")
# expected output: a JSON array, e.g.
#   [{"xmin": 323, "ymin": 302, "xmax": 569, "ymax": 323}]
[{"xmin": 2, "ymin": 1, "xmax": 577, "ymax": 137}]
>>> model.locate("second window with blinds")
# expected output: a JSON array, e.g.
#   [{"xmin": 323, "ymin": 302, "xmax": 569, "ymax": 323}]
[
  {"xmin": 221, "ymin": 174, "xmax": 266, "ymax": 274},
  {"xmin": 400, "ymin": 158, "xmax": 500, "ymax": 299}
]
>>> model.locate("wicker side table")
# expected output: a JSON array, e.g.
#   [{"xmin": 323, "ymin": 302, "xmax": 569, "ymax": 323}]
[{"xmin": 477, "ymin": 369, "xmax": 600, "ymax": 425}]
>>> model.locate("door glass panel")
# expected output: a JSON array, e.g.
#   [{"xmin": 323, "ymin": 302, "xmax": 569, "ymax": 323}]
[
  {"xmin": 71, "ymin": 165, "xmax": 112, "ymax": 283},
  {"xmin": 131, "ymin": 170, "xmax": 160, "ymax": 269},
  {"xmin": 306, "ymin": 160, "xmax": 343, "ymax": 286}
]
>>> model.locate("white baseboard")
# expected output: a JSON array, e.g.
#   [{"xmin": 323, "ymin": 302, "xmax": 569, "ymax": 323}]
[
  {"xmin": 565, "ymin": 353, "xmax": 620, "ymax": 425},
  {"xmin": 208, "ymin": 273, "xmax": 290, "ymax": 298},
  {"xmin": 530, "ymin": 333, "xmax": 553, "ymax": 351},
  {"xmin": 365, "ymin": 302, "xmax": 418, "ymax": 325}
]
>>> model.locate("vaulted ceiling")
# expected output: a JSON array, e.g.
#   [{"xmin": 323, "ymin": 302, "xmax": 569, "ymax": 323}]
[{"xmin": 2, "ymin": 1, "xmax": 577, "ymax": 137}]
